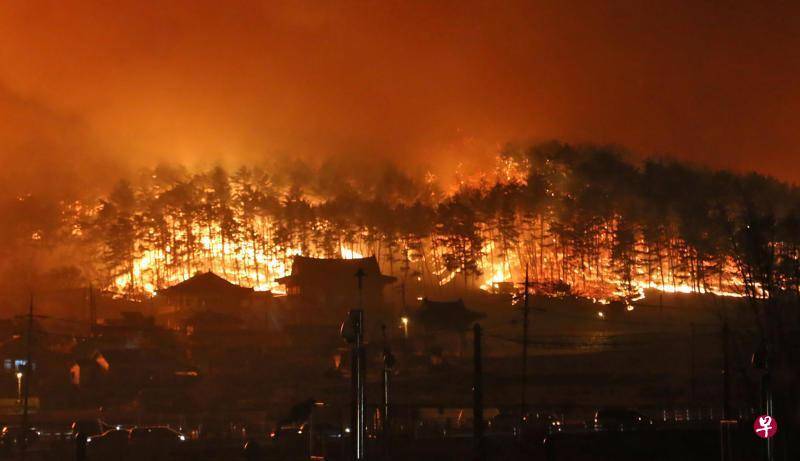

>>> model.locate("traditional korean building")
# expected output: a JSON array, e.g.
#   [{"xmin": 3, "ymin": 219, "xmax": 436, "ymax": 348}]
[
  {"xmin": 156, "ymin": 271, "xmax": 254, "ymax": 311},
  {"xmin": 154, "ymin": 271, "xmax": 271, "ymax": 330},
  {"xmin": 276, "ymin": 256, "xmax": 396, "ymax": 313},
  {"xmin": 414, "ymin": 298, "xmax": 486, "ymax": 357}
]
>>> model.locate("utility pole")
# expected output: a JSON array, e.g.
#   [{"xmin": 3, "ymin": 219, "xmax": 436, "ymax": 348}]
[
  {"xmin": 690, "ymin": 323, "xmax": 696, "ymax": 408},
  {"xmin": 722, "ymin": 316, "xmax": 731, "ymax": 420},
  {"xmin": 381, "ymin": 324, "xmax": 394, "ymax": 458},
  {"xmin": 344, "ymin": 308, "xmax": 366, "ymax": 461},
  {"xmin": 382, "ymin": 325, "xmax": 390, "ymax": 436},
  {"xmin": 341, "ymin": 269, "xmax": 367, "ymax": 461},
  {"xmin": 21, "ymin": 293, "xmax": 34, "ymax": 460},
  {"xmin": 719, "ymin": 314, "xmax": 735, "ymax": 461},
  {"xmin": 762, "ymin": 361, "xmax": 774, "ymax": 461},
  {"xmin": 353, "ymin": 268, "xmax": 366, "ymax": 461},
  {"xmin": 520, "ymin": 264, "xmax": 530, "ymax": 428},
  {"xmin": 752, "ymin": 332, "xmax": 774, "ymax": 461},
  {"xmin": 473, "ymin": 323, "xmax": 484, "ymax": 461},
  {"xmin": 356, "ymin": 268, "xmax": 365, "ymax": 311},
  {"xmin": 308, "ymin": 401, "xmax": 315, "ymax": 460}
]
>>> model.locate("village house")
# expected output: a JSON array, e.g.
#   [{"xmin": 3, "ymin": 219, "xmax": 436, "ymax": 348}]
[
  {"xmin": 152, "ymin": 272, "xmax": 288, "ymax": 380},
  {"xmin": 276, "ymin": 256, "xmax": 397, "ymax": 324},
  {"xmin": 70, "ymin": 311, "xmax": 198, "ymax": 405},
  {"xmin": 154, "ymin": 271, "xmax": 272, "ymax": 333},
  {"xmin": 413, "ymin": 298, "xmax": 486, "ymax": 358}
]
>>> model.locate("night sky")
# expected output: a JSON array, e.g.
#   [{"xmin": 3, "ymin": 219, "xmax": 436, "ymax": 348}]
[{"xmin": 1, "ymin": 1, "xmax": 799, "ymax": 194}]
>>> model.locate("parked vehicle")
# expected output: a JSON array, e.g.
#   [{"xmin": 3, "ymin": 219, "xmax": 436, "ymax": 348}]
[
  {"xmin": 87, "ymin": 428, "xmax": 130, "ymax": 460},
  {"xmin": 526, "ymin": 413, "xmax": 563, "ymax": 435},
  {"xmin": 128, "ymin": 426, "xmax": 188, "ymax": 460},
  {"xmin": 130, "ymin": 426, "xmax": 187, "ymax": 444},
  {"xmin": 0, "ymin": 426, "xmax": 40, "ymax": 449}
]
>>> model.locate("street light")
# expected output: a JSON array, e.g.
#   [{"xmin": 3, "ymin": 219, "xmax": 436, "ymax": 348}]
[
  {"xmin": 400, "ymin": 316, "xmax": 409, "ymax": 338},
  {"xmin": 16, "ymin": 372, "xmax": 22, "ymax": 403}
]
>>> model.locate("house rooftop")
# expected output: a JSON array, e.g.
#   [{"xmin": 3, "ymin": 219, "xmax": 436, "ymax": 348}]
[
  {"xmin": 157, "ymin": 271, "xmax": 254, "ymax": 297},
  {"xmin": 276, "ymin": 256, "xmax": 396, "ymax": 286}
]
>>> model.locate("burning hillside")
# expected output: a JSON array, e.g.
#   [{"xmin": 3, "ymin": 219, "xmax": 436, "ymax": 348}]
[{"xmin": 8, "ymin": 142, "xmax": 799, "ymax": 302}]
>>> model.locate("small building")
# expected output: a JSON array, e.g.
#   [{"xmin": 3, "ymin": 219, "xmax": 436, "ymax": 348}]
[
  {"xmin": 91, "ymin": 311, "xmax": 169, "ymax": 349},
  {"xmin": 276, "ymin": 256, "xmax": 396, "ymax": 316},
  {"xmin": 156, "ymin": 271, "xmax": 256, "ymax": 312},
  {"xmin": 72, "ymin": 347, "xmax": 200, "ymax": 399},
  {"xmin": 154, "ymin": 271, "xmax": 271, "ymax": 330},
  {"xmin": 72, "ymin": 310, "xmax": 195, "ymax": 396},
  {"xmin": 414, "ymin": 298, "xmax": 486, "ymax": 357}
]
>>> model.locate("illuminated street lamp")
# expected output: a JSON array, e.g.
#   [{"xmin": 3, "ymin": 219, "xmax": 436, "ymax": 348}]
[
  {"xmin": 400, "ymin": 316, "xmax": 409, "ymax": 338},
  {"xmin": 16, "ymin": 371, "xmax": 22, "ymax": 403}
]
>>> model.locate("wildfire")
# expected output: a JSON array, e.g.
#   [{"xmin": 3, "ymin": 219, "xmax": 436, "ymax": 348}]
[
  {"xmin": 86, "ymin": 155, "xmax": 755, "ymax": 303},
  {"xmin": 479, "ymin": 268, "xmax": 511, "ymax": 292},
  {"xmin": 112, "ymin": 218, "xmax": 303, "ymax": 296},
  {"xmin": 478, "ymin": 241, "xmax": 517, "ymax": 292},
  {"xmin": 110, "ymin": 220, "xmax": 749, "ymax": 301},
  {"xmin": 473, "ymin": 234, "xmax": 746, "ymax": 301},
  {"xmin": 111, "ymin": 229, "xmax": 370, "ymax": 296},
  {"xmin": 436, "ymin": 269, "xmax": 458, "ymax": 286},
  {"xmin": 340, "ymin": 246, "xmax": 364, "ymax": 259}
]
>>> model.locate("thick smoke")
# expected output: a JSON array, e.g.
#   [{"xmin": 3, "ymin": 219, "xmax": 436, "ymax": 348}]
[
  {"xmin": 1, "ymin": 1, "xmax": 800, "ymax": 186},
  {"xmin": 0, "ymin": 84, "xmax": 124, "ymax": 199},
  {"xmin": 2, "ymin": 1, "xmax": 800, "ymax": 297}
]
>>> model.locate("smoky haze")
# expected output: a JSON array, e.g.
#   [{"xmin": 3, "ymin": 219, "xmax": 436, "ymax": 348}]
[{"xmin": 1, "ymin": 0, "xmax": 800, "ymax": 195}]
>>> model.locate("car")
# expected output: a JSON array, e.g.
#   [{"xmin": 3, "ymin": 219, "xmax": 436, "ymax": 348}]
[
  {"xmin": 592, "ymin": 408, "xmax": 653, "ymax": 432},
  {"xmin": 88, "ymin": 428, "xmax": 131, "ymax": 445},
  {"xmin": 270, "ymin": 425, "xmax": 303, "ymax": 440},
  {"xmin": 87, "ymin": 429, "xmax": 130, "ymax": 460},
  {"xmin": 298, "ymin": 421, "xmax": 344, "ymax": 439},
  {"xmin": 0, "ymin": 426, "xmax": 40, "ymax": 448},
  {"xmin": 129, "ymin": 426, "xmax": 187, "ymax": 445},
  {"xmin": 527, "ymin": 413, "xmax": 563, "ymax": 435},
  {"xmin": 126, "ymin": 427, "xmax": 188, "ymax": 460},
  {"xmin": 513, "ymin": 412, "xmax": 563, "ymax": 439}
]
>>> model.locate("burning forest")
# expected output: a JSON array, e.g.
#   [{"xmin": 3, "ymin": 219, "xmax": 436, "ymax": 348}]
[
  {"xmin": 7, "ymin": 141, "xmax": 799, "ymax": 305},
  {"xmin": 3, "ymin": 3, "xmax": 800, "ymax": 460}
]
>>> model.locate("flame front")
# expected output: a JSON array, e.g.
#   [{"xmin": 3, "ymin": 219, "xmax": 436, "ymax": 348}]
[
  {"xmin": 67, "ymin": 155, "xmax": 754, "ymax": 302},
  {"xmin": 109, "ymin": 217, "xmax": 745, "ymax": 301}
]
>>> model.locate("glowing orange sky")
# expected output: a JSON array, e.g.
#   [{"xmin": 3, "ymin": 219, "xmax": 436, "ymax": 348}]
[{"xmin": 1, "ymin": 0, "xmax": 799, "ymax": 193}]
